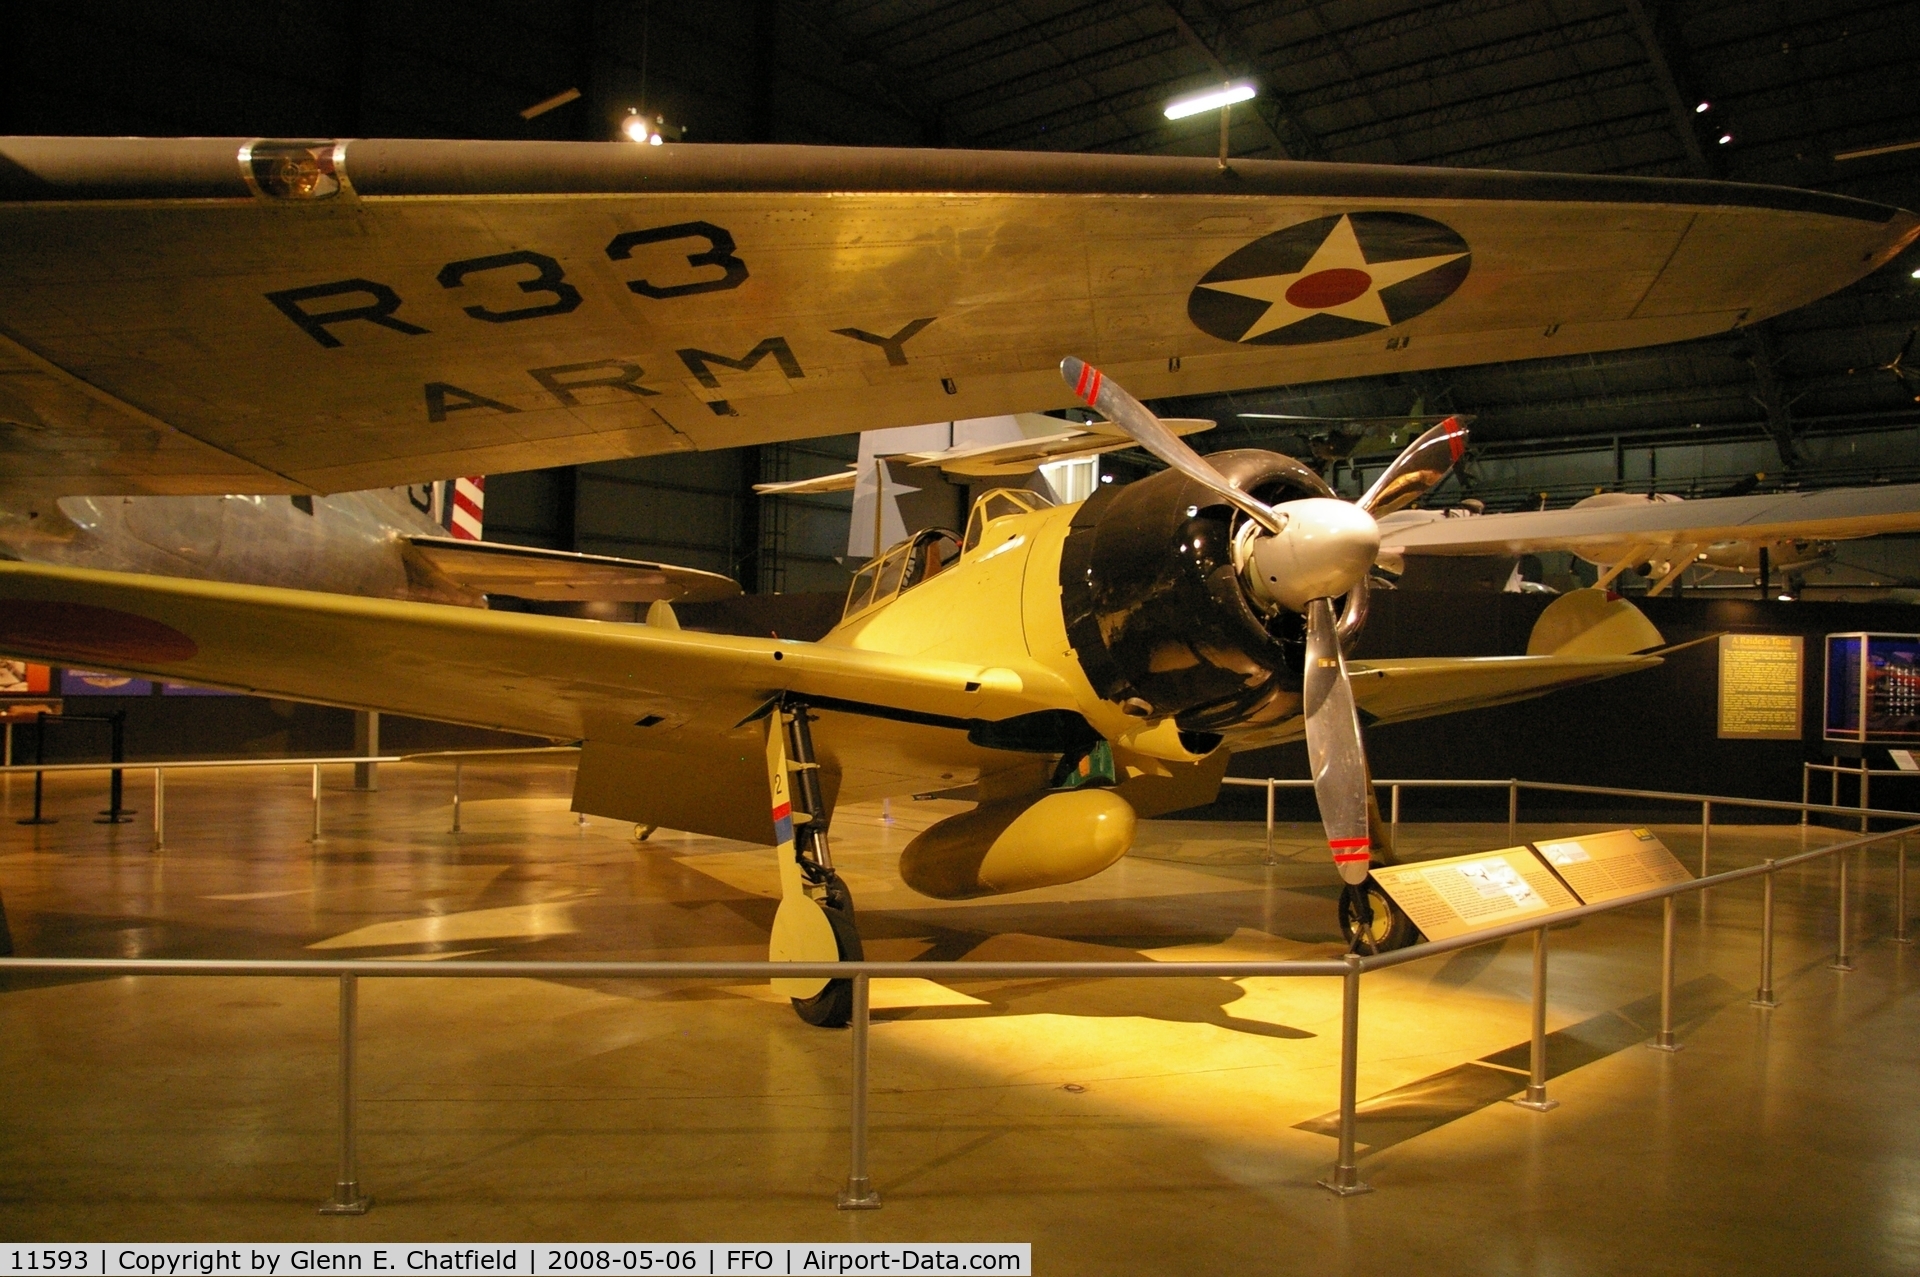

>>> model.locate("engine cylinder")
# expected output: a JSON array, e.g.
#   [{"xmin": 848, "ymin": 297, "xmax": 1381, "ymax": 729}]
[{"xmin": 900, "ymin": 789, "xmax": 1137, "ymax": 899}]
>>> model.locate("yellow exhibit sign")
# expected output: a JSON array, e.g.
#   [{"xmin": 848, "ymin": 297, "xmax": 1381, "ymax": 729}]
[
  {"xmin": 1532, "ymin": 828, "xmax": 1692, "ymax": 905},
  {"xmin": 1371, "ymin": 847, "xmax": 1580, "ymax": 942},
  {"xmin": 1718, "ymin": 633, "xmax": 1803, "ymax": 740}
]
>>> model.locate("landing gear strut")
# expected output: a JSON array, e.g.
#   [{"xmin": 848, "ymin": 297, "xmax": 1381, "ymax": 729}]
[
  {"xmin": 771, "ymin": 700, "xmax": 864, "ymax": 1028},
  {"xmin": 1339, "ymin": 876, "xmax": 1420, "ymax": 954}
]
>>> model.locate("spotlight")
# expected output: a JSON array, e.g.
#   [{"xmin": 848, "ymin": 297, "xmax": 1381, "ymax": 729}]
[
  {"xmin": 1719, "ymin": 134, "xmax": 1733, "ymax": 145},
  {"xmin": 1164, "ymin": 82, "xmax": 1256, "ymax": 120},
  {"xmin": 1695, "ymin": 101, "xmax": 1710, "ymax": 113},
  {"xmin": 621, "ymin": 109, "xmax": 679, "ymax": 144},
  {"xmin": 1910, "ymin": 268, "xmax": 1920, "ymax": 278}
]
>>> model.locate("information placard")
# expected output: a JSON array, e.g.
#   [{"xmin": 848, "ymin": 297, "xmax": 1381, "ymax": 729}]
[
  {"xmin": 1719, "ymin": 633, "xmax": 1803, "ymax": 740},
  {"xmin": 1532, "ymin": 827, "xmax": 1692, "ymax": 904},
  {"xmin": 1371, "ymin": 846, "xmax": 1580, "ymax": 942}
]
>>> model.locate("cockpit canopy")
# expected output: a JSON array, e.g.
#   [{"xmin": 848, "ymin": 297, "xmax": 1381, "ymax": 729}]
[
  {"xmin": 841, "ymin": 487, "xmax": 1056, "ymax": 622},
  {"xmin": 844, "ymin": 526, "xmax": 963, "ymax": 620}
]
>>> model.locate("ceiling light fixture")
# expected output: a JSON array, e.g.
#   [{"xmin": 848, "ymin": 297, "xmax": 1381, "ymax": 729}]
[
  {"xmin": 1718, "ymin": 134, "xmax": 1733, "ymax": 145},
  {"xmin": 1164, "ymin": 82, "xmax": 1255, "ymax": 120},
  {"xmin": 622, "ymin": 109, "xmax": 674, "ymax": 145},
  {"xmin": 1695, "ymin": 101, "xmax": 1710, "ymax": 113}
]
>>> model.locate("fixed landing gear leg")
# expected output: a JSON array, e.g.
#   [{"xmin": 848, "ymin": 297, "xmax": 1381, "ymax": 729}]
[{"xmin": 765, "ymin": 700, "xmax": 864, "ymax": 1028}]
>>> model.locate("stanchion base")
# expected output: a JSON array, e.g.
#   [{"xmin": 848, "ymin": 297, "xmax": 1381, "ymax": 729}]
[
  {"xmin": 1750, "ymin": 995, "xmax": 1779, "ymax": 1009},
  {"xmin": 1829, "ymin": 958, "xmax": 1855, "ymax": 972},
  {"xmin": 16, "ymin": 817, "xmax": 56, "ymax": 825},
  {"xmin": 1646, "ymin": 1036, "xmax": 1683, "ymax": 1053},
  {"xmin": 1895, "ymin": 931, "xmax": 1913, "ymax": 946},
  {"xmin": 318, "ymin": 1186, "xmax": 371, "ymax": 1216},
  {"xmin": 1317, "ymin": 1167, "xmax": 1374, "ymax": 1197},
  {"xmin": 837, "ymin": 1177, "xmax": 882, "ymax": 1211},
  {"xmin": 93, "ymin": 816, "xmax": 135, "ymax": 825},
  {"xmin": 1510, "ymin": 1093, "xmax": 1559, "ymax": 1113}
]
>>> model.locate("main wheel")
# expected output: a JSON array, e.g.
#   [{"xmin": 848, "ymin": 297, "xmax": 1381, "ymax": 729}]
[
  {"xmin": 791, "ymin": 874, "xmax": 864, "ymax": 1027},
  {"xmin": 1339, "ymin": 878, "xmax": 1421, "ymax": 954}
]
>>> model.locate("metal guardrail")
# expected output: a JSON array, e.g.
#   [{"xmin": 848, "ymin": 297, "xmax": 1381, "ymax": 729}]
[
  {"xmin": 0, "ymin": 749, "xmax": 590, "ymax": 843},
  {"xmin": 2, "ymin": 773, "xmax": 1915, "ymax": 1209},
  {"xmin": 1223, "ymin": 773, "xmax": 1920, "ymax": 866}
]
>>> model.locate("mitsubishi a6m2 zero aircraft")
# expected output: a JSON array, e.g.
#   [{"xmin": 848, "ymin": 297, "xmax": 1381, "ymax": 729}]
[{"xmin": 1, "ymin": 137, "xmax": 1917, "ymax": 1022}]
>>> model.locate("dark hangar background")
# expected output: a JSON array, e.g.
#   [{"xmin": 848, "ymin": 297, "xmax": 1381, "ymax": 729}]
[{"xmin": 5, "ymin": 0, "xmax": 1920, "ymax": 597}]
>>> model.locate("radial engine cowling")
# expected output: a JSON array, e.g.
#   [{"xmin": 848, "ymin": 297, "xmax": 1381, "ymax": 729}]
[
  {"xmin": 1058, "ymin": 449, "xmax": 1329, "ymax": 734},
  {"xmin": 900, "ymin": 789, "xmax": 1137, "ymax": 899}
]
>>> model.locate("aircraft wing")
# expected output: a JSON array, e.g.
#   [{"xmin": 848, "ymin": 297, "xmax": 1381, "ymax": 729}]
[
  {"xmin": 1379, "ymin": 483, "xmax": 1920, "ymax": 556},
  {"xmin": 0, "ymin": 558, "xmax": 1057, "ymax": 751},
  {"xmin": 753, "ymin": 469, "xmax": 858, "ymax": 495},
  {"xmin": 404, "ymin": 535, "xmax": 741, "ymax": 603},
  {"xmin": 1230, "ymin": 651, "xmax": 1664, "ymax": 747},
  {"xmin": 1, "ymin": 137, "xmax": 1913, "ymax": 497}
]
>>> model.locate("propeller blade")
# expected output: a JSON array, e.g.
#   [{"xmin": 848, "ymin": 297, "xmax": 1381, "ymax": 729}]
[
  {"xmin": 1062, "ymin": 356, "xmax": 1287, "ymax": 535},
  {"xmin": 1358, "ymin": 416, "xmax": 1470, "ymax": 517},
  {"xmin": 1303, "ymin": 598, "xmax": 1374, "ymax": 885}
]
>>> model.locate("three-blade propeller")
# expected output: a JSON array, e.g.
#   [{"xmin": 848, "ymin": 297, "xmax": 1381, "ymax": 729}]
[{"xmin": 1061, "ymin": 356, "xmax": 1467, "ymax": 885}]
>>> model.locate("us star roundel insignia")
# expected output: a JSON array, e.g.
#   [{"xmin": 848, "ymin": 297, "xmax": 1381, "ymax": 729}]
[{"xmin": 1188, "ymin": 212, "xmax": 1471, "ymax": 346}]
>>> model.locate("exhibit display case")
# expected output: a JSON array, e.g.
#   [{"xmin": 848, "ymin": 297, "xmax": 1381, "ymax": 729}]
[{"xmin": 1824, "ymin": 632, "xmax": 1920, "ymax": 745}]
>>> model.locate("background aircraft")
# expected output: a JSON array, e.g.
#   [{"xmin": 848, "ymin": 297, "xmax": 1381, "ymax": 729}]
[
  {"xmin": 1376, "ymin": 483, "xmax": 1920, "ymax": 595},
  {"xmin": 0, "ymin": 478, "xmax": 739, "ymax": 608}
]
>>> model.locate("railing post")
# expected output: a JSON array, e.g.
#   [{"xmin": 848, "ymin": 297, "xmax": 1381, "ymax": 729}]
[
  {"xmin": 1860, "ymin": 759, "xmax": 1870, "ymax": 834},
  {"xmin": 1700, "ymin": 800, "xmax": 1711, "ymax": 879},
  {"xmin": 838, "ymin": 973, "xmax": 881, "ymax": 1210},
  {"xmin": 1898, "ymin": 836, "xmax": 1911, "ymax": 946},
  {"xmin": 19, "ymin": 712, "xmax": 54, "ymax": 826},
  {"xmin": 311, "ymin": 764, "xmax": 322, "ymax": 843},
  {"xmin": 451, "ymin": 761, "xmax": 462, "ymax": 834},
  {"xmin": 1800, "ymin": 763, "xmax": 1810, "ymax": 828},
  {"xmin": 1511, "ymin": 926, "xmax": 1558, "ymax": 1112},
  {"xmin": 1831, "ymin": 850, "xmax": 1855, "ymax": 972},
  {"xmin": 152, "ymin": 768, "xmax": 165, "ymax": 851},
  {"xmin": 1507, "ymin": 779, "xmax": 1519, "ymax": 845},
  {"xmin": 1318, "ymin": 955, "xmax": 1373, "ymax": 1196},
  {"xmin": 319, "ymin": 973, "xmax": 371, "ymax": 1215},
  {"xmin": 1390, "ymin": 784, "xmax": 1401, "ymax": 847},
  {"xmin": 1264, "ymin": 778, "xmax": 1275, "ymax": 866},
  {"xmin": 1752, "ymin": 864, "xmax": 1778, "ymax": 1008},
  {"xmin": 1649, "ymin": 896, "xmax": 1681, "ymax": 1051}
]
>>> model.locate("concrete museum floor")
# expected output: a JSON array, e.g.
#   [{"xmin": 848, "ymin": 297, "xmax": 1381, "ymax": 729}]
[{"xmin": 0, "ymin": 761, "xmax": 1916, "ymax": 1276}]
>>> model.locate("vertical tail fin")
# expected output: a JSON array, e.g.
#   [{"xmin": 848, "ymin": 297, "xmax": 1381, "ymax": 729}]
[{"xmin": 439, "ymin": 476, "xmax": 486, "ymax": 540}]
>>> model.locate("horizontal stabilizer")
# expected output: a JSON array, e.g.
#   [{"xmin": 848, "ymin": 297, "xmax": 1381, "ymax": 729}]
[{"xmin": 406, "ymin": 535, "xmax": 740, "ymax": 603}]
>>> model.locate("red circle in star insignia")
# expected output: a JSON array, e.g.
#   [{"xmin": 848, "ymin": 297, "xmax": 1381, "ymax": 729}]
[{"xmin": 1285, "ymin": 268, "xmax": 1373, "ymax": 310}]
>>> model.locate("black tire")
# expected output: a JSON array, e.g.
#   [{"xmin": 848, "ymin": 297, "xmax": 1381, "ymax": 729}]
[
  {"xmin": 791, "ymin": 877, "xmax": 864, "ymax": 1028},
  {"xmin": 1339, "ymin": 878, "xmax": 1421, "ymax": 954}
]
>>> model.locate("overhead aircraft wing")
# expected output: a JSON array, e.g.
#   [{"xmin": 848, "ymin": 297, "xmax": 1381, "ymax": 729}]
[
  {"xmin": 0, "ymin": 137, "xmax": 1912, "ymax": 497},
  {"xmin": 1379, "ymin": 483, "xmax": 1920, "ymax": 556},
  {"xmin": 405, "ymin": 534, "xmax": 741, "ymax": 603}
]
